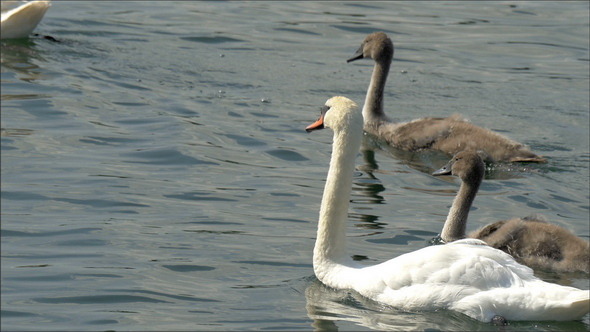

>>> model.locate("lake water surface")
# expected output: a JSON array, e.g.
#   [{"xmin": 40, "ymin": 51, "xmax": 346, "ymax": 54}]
[{"xmin": 1, "ymin": 1, "xmax": 589, "ymax": 331}]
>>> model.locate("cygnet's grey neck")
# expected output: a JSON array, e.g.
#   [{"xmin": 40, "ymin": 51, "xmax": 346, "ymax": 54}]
[
  {"xmin": 441, "ymin": 179, "xmax": 481, "ymax": 242},
  {"xmin": 363, "ymin": 59, "xmax": 391, "ymax": 124}
]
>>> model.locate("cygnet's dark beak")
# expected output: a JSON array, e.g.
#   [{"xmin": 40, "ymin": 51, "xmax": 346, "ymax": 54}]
[
  {"xmin": 432, "ymin": 161, "xmax": 453, "ymax": 176},
  {"xmin": 346, "ymin": 45, "xmax": 364, "ymax": 63}
]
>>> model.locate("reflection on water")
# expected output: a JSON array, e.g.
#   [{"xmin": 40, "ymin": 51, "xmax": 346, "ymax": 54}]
[
  {"xmin": 1, "ymin": 39, "xmax": 51, "ymax": 82},
  {"xmin": 0, "ymin": 128, "xmax": 34, "ymax": 137}
]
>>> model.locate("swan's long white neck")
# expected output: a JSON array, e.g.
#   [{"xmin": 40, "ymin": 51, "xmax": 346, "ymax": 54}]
[
  {"xmin": 362, "ymin": 58, "xmax": 391, "ymax": 124},
  {"xmin": 313, "ymin": 121, "xmax": 363, "ymax": 279},
  {"xmin": 441, "ymin": 179, "xmax": 480, "ymax": 242}
]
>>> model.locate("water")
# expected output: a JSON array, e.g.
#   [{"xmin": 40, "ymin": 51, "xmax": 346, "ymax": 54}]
[{"xmin": 1, "ymin": 1, "xmax": 588, "ymax": 331}]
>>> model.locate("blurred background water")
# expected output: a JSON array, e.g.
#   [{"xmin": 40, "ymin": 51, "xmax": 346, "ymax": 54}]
[{"xmin": 1, "ymin": 1, "xmax": 589, "ymax": 331}]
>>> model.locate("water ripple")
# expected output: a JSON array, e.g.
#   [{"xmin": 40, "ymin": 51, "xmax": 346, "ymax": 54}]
[
  {"xmin": 164, "ymin": 191, "xmax": 238, "ymax": 202},
  {"xmin": 33, "ymin": 295, "xmax": 170, "ymax": 304},
  {"xmin": 162, "ymin": 265, "xmax": 216, "ymax": 272},
  {"xmin": 265, "ymin": 149, "xmax": 309, "ymax": 162},
  {"xmin": 180, "ymin": 36, "xmax": 244, "ymax": 44},
  {"xmin": 122, "ymin": 147, "xmax": 218, "ymax": 166}
]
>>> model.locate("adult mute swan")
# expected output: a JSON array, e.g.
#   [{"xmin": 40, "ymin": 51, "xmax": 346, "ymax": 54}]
[
  {"xmin": 433, "ymin": 150, "xmax": 590, "ymax": 273},
  {"xmin": 1, "ymin": 1, "xmax": 51, "ymax": 39},
  {"xmin": 347, "ymin": 32, "xmax": 546, "ymax": 164},
  {"xmin": 305, "ymin": 96, "xmax": 589, "ymax": 323}
]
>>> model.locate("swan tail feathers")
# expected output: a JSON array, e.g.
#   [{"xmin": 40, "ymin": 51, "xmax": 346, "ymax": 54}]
[
  {"xmin": 564, "ymin": 297, "xmax": 590, "ymax": 320},
  {"xmin": 452, "ymin": 287, "xmax": 590, "ymax": 322}
]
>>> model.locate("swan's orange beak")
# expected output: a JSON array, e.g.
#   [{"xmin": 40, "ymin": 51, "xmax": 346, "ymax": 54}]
[{"xmin": 305, "ymin": 114, "xmax": 325, "ymax": 132}]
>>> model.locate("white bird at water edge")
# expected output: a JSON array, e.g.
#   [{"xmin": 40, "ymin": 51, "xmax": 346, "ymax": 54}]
[{"xmin": 1, "ymin": 1, "xmax": 51, "ymax": 39}]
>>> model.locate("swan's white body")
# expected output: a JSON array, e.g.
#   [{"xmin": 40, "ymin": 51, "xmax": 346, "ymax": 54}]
[
  {"xmin": 308, "ymin": 96, "xmax": 589, "ymax": 322},
  {"xmin": 1, "ymin": 1, "xmax": 50, "ymax": 39}
]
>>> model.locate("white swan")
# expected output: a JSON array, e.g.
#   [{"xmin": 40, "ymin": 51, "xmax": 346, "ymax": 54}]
[
  {"xmin": 347, "ymin": 32, "xmax": 546, "ymax": 163},
  {"xmin": 1, "ymin": 1, "xmax": 51, "ymax": 39},
  {"xmin": 433, "ymin": 150, "xmax": 590, "ymax": 273},
  {"xmin": 306, "ymin": 96, "xmax": 589, "ymax": 323}
]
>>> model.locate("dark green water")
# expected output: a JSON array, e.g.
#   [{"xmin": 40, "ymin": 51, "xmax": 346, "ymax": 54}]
[{"xmin": 2, "ymin": 1, "xmax": 588, "ymax": 331}]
